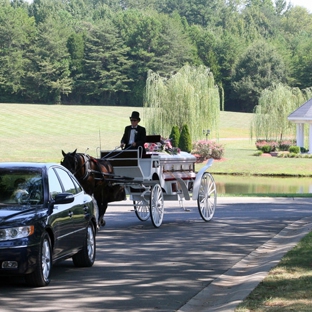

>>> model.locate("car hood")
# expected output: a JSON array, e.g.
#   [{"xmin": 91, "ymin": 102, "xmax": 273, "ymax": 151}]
[{"xmin": 0, "ymin": 205, "xmax": 44, "ymax": 226}]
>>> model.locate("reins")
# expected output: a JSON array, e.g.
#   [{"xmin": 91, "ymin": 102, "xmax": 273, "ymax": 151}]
[
  {"xmin": 100, "ymin": 145, "xmax": 132, "ymax": 160},
  {"xmin": 101, "ymin": 145, "xmax": 143, "ymax": 160}
]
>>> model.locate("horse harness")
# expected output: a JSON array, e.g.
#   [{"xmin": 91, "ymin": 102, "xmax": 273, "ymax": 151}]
[{"xmin": 75, "ymin": 153, "xmax": 113, "ymax": 185}]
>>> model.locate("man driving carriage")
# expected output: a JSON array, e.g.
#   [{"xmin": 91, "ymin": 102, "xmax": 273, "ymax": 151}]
[{"xmin": 120, "ymin": 111, "xmax": 146, "ymax": 155}]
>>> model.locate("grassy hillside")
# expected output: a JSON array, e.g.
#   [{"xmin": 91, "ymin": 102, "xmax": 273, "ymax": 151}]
[
  {"xmin": 0, "ymin": 104, "xmax": 136, "ymax": 162},
  {"xmin": 1, "ymin": 103, "xmax": 310, "ymax": 176},
  {"xmin": 0, "ymin": 104, "xmax": 252, "ymax": 162}
]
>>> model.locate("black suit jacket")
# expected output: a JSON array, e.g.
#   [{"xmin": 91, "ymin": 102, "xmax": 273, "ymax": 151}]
[{"xmin": 121, "ymin": 125, "xmax": 146, "ymax": 153}]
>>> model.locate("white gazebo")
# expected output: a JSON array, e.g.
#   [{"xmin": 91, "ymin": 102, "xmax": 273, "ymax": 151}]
[{"xmin": 288, "ymin": 98, "xmax": 312, "ymax": 153}]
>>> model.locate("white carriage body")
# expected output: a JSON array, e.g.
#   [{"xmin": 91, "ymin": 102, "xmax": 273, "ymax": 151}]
[{"xmin": 100, "ymin": 148, "xmax": 198, "ymax": 201}]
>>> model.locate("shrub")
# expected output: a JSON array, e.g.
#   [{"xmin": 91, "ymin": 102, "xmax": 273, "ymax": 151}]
[
  {"xmin": 255, "ymin": 140, "xmax": 266, "ymax": 150},
  {"xmin": 279, "ymin": 140, "xmax": 295, "ymax": 151},
  {"xmin": 179, "ymin": 124, "xmax": 192, "ymax": 152},
  {"xmin": 289, "ymin": 146, "xmax": 300, "ymax": 154},
  {"xmin": 169, "ymin": 126, "xmax": 180, "ymax": 148},
  {"xmin": 280, "ymin": 152, "xmax": 312, "ymax": 158},
  {"xmin": 261, "ymin": 145, "xmax": 271, "ymax": 153},
  {"xmin": 255, "ymin": 140, "xmax": 278, "ymax": 152},
  {"xmin": 192, "ymin": 140, "xmax": 224, "ymax": 160},
  {"xmin": 253, "ymin": 151, "xmax": 263, "ymax": 156}
]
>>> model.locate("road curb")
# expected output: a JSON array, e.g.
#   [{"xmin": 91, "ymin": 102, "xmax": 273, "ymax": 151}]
[{"xmin": 178, "ymin": 215, "xmax": 312, "ymax": 312}]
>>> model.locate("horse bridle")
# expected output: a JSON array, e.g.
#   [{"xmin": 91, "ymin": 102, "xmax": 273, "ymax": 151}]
[{"xmin": 62, "ymin": 153, "xmax": 90, "ymax": 181}]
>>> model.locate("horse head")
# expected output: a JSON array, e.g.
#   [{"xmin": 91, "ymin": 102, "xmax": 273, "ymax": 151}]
[{"xmin": 61, "ymin": 149, "xmax": 78, "ymax": 174}]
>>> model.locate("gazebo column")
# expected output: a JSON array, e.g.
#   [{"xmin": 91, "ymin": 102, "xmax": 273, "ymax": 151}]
[
  {"xmin": 296, "ymin": 123, "xmax": 304, "ymax": 148},
  {"xmin": 309, "ymin": 124, "xmax": 312, "ymax": 154}
]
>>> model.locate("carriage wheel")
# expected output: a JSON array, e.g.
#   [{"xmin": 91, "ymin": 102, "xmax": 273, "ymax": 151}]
[
  {"xmin": 150, "ymin": 184, "xmax": 164, "ymax": 228},
  {"xmin": 197, "ymin": 172, "xmax": 217, "ymax": 222},
  {"xmin": 133, "ymin": 200, "xmax": 150, "ymax": 221}
]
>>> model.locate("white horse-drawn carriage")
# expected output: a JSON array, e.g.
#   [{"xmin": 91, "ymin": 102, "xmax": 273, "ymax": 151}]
[{"xmin": 100, "ymin": 135, "xmax": 217, "ymax": 227}]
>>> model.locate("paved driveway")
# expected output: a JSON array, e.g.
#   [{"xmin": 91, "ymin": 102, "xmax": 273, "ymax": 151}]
[{"xmin": 1, "ymin": 197, "xmax": 312, "ymax": 312}]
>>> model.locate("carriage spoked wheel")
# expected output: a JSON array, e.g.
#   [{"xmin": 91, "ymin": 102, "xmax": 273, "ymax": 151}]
[
  {"xmin": 149, "ymin": 184, "xmax": 164, "ymax": 228},
  {"xmin": 133, "ymin": 199, "xmax": 150, "ymax": 221},
  {"xmin": 197, "ymin": 172, "xmax": 217, "ymax": 221}
]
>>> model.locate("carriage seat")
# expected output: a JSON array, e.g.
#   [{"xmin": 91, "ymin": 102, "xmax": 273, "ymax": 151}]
[
  {"xmin": 145, "ymin": 135, "xmax": 161, "ymax": 143},
  {"xmin": 100, "ymin": 135, "xmax": 161, "ymax": 163},
  {"xmin": 100, "ymin": 150, "xmax": 139, "ymax": 166}
]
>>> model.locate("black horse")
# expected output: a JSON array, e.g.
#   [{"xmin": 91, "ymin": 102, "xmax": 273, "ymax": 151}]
[{"xmin": 61, "ymin": 150, "xmax": 125, "ymax": 227}]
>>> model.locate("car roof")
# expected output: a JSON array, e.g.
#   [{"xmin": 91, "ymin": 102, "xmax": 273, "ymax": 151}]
[{"xmin": 0, "ymin": 162, "xmax": 60, "ymax": 170}]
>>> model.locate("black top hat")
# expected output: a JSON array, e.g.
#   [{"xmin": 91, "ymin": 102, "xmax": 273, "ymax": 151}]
[{"xmin": 130, "ymin": 111, "xmax": 140, "ymax": 121}]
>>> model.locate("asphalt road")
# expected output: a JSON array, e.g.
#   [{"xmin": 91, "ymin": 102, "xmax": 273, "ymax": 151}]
[{"xmin": 1, "ymin": 197, "xmax": 312, "ymax": 312}]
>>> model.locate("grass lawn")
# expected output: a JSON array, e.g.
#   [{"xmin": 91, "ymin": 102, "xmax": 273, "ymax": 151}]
[
  {"xmin": 0, "ymin": 104, "xmax": 132, "ymax": 162},
  {"xmin": 208, "ymin": 139, "xmax": 311, "ymax": 176},
  {"xmin": 235, "ymin": 231, "xmax": 312, "ymax": 312},
  {"xmin": 1, "ymin": 104, "xmax": 311, "ymax": 176}
]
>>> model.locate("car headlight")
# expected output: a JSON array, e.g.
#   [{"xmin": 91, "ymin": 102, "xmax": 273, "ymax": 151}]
[{"xmin": 0, "ymin": 226, "xmax": 34, "ymax": 241}]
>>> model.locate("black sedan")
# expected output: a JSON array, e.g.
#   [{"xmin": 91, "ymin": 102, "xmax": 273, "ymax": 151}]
[{"xmin": 0, "ymin": 162, "xmax": 98, "ymax": 287}]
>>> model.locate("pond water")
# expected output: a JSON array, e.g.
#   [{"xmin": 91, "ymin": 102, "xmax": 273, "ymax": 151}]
[{"xmin": 214, "ymin": 175, "xmax": 312, "ymax": 195}]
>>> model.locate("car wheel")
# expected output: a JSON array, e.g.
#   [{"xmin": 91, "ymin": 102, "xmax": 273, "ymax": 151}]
[
  {"xmin": 72, "ymin": 222, "xmax": 96, "ymax": 267},
  {"xmin": 25, "ymin": 232, "xmax": 52, "ymax": 287}
]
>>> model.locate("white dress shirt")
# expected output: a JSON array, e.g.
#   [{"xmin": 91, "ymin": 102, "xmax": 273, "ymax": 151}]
[{"xmin": 129, "ymin": 127, "xmax": 137, "ymax": 144}]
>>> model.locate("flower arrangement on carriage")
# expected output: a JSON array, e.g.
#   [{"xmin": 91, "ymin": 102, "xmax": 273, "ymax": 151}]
[{"xmin": 144, "ymin": 137, "xmax": 181, "ymax": 155}]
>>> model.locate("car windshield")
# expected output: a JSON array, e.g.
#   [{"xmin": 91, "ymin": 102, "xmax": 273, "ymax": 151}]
[{"xmin": 0, "ymin": 168, "xmax": 43, "ymax": 206}]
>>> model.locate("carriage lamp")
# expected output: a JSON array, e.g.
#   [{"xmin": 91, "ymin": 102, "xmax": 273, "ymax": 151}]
[{"xmin": 203, "ymin": 129, "xmax": 210, "ymax": 141}]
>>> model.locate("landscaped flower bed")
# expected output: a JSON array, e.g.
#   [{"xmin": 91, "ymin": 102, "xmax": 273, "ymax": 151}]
[{"xmin": 192, "ymin": 140, "xmax": 224, "ymax": 160}]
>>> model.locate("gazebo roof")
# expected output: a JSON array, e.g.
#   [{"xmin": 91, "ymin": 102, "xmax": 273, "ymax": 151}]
[{"xmin": 288, "ymin": 98, "xmax": 312, "ymax": 122}]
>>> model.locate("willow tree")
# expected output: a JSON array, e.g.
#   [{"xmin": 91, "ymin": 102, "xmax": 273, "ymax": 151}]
[
  {"xmin": 143, "ymin": 65, "xmax": 220, "ymax": 141},
  {"xmin": 251, "ymin": 83, "xmax": 312, "ymax": 141}
]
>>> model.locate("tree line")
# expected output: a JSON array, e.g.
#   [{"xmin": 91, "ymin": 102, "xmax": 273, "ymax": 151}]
[{"xmin": 1, "ymin": 0, "xmax": 312, "ymax": 112}]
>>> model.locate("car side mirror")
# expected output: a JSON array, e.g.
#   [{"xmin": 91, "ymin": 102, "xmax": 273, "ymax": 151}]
[
  {"xmin": 54, "ymin": 193, "xmax": 75, "ymax": 205},
  {"xmin": 48, "ymin": 193, "xmax": 75, "ymax": 215}
]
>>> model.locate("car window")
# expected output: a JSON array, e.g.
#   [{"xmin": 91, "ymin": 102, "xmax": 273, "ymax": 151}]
[
  {"xmin": 54, "ymin": 168, "xmax": 78, "ymax": 195},
  {"xmin": 0, "ymin": 169, "xmax": 43, "ymax": 205},
  {"xmin": 48, "ymin": 169, "xmax": 63, "ymax": 199},
  {"xmin": 71, "ymin": 176, "xmax": 83, "ymax": 193}
]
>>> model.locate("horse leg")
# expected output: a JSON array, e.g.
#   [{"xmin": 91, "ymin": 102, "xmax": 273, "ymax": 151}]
[
  {"xmin": 99, "ymin": 201, "xmax": 108, "ymax": 227},
  {"xmin": 92, "ymin": 188, "xmax": 103, "ymax": 227},
  {"xmin": 95, "ymin": 196, "xmax": 105, "ymax": 227},
  {"xmin": 91, "ymin": 195, "xmax": 100, "ymax": 229},
  {"xmin": 95, "ymin": 185, "xmax": 125, "ymax": 226},
  {"xmin": 98, "ymin": 204, "xmax": 105, "ymax": 226},
  {"xmin": 94, "ymin": 186, "xmax": 109, "ymax": 227},
  {"xmin": 106, "ymin": 184, "xmax": 126, "ymax": 203}
]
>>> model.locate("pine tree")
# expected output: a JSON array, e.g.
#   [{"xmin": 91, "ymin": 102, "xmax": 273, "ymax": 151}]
[{"xmin": 179, "ymin": 124, "xmax": 192, "ymax": 152}]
